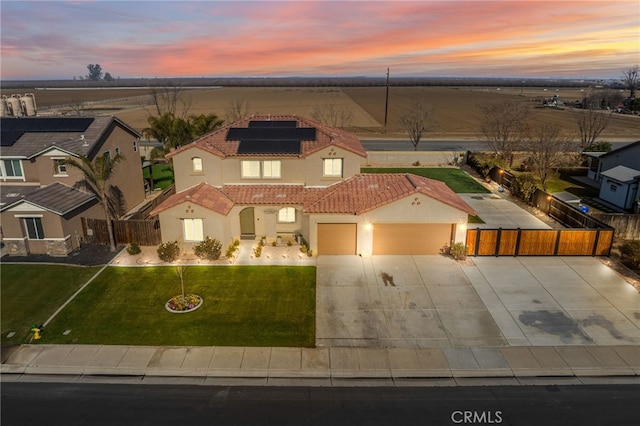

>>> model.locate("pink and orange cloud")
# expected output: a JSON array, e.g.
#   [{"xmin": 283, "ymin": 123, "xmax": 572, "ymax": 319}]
[{"xmin": 1, "ymin": 1, "xmax": 637, "ymax": 80}]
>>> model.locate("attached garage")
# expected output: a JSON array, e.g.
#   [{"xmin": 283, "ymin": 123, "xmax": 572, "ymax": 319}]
[
  {"xmin": 373, "ymin": 223, "xmax": 453, "ymax": 255},
  {"xmin": 317, "ymin": 223, "xmax": 357, "ymax": 255}
]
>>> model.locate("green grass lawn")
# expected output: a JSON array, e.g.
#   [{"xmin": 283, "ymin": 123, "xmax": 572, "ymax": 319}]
[
  {"xmin": 1, "ymin": 264, "xmax": 103, "ymax": 344},
  {"xmin": 361, "ymin": 167, "xmax": 490, "ymax": 193},
  {"xmin": 143, "ymin": 164, "xmax": 174, "ymax": 190},
  {"xmin": 30, "ymin": 265, "xmax": 316, "ymax": 347}
]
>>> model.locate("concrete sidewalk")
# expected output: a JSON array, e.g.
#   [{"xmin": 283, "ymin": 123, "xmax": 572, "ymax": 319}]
[{"xmin": 2, "ymin": 344, "xmax": 639, "ymax": 386}]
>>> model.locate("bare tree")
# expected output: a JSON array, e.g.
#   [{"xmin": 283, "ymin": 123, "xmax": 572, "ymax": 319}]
[
  {"xmin": 479, "ymin": 101, "xmax": 529, "ymax": 166},
  {"xmin": 399, "ymin": 102, "xmax": 436, "ymax": 151},
  {"xmin": 574, "ymin": 106, "xmax": 612, "ymax": 150},
  {"xmin": 311, "ymin": 104, "xmax": 353, "ymax": 128},
  {"xmin": 622, "ymin": 65, "xmax": 639, "ymax": 98},
  {"xmin": 225, "ymin": 99, "xmax": 252, "ymax": 123},
  {"xmin": 527, "ymin": 122, "xmax": 577, "ymax": 190},
  {"xmin": 148, "ymin": 82, "xmax": 192, "ymax": 118}
]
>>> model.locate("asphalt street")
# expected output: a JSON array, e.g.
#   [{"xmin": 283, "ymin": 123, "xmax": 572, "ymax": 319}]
[{"xmin": 2, "ymin": 382, "xmax": 639, "ymax": 426}]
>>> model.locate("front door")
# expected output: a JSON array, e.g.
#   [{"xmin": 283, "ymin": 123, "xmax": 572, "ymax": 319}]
[{"xmin": 239, "ymin": 207, "xmax": 255, "ymax": 238}]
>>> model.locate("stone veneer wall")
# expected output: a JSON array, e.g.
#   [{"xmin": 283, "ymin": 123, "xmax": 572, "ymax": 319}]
[
  {"xmin": 4, "ymin": 238, "xmax": 29, "ymax": 256},
  {"xmin": 45, "ymin": 237, "xmax": 73, "ymax": 256}
]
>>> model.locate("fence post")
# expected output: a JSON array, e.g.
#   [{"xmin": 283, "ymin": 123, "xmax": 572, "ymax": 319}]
[
  {"xmin": 514, "ymin": 228, "xmax": 522, "ymax": 256},
  {"xmin": 495, "ymin": 228, "xmax": 502, "ymax": 257},
  {"xmin": 592, "ymin": 229, "xmax": 601, "ymax": 256},
  {"xmin": 474, "ymin": 229, "xmax": 481, "ymax": 257}
]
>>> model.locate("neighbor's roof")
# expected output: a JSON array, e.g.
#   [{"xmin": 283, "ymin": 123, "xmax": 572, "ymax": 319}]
[
  {"xmin": 304, "ymin": 173, "xmax": 477, "ymax": 215},
  {"xmin": 599, "ymin": 140, "xmax": 640, "ymax": 159},
  {"xmin": 166, "ymin": 114, "xmax": 367, "ymax": 159},
  {"xmin": 150, "ymin": 174, "xmax": 476, "ymax": 217},
  {"xmin": 600, "ymin": 165, "xmax": 640, "ymax": 183},
  {"xmin": 0, "ymin": 116, "xmax": 140, "ymax": 159},
  {"xmin": 1, "ymin": 182, "xmax": 96, "ymax": 215}
]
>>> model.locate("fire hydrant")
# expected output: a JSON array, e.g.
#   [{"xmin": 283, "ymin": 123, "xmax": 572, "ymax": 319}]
[{"xmin": 31, "ymin": 325, "xmax": 42, "ymax": 340}]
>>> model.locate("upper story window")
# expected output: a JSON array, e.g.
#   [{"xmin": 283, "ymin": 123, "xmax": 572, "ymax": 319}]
[
  {"xmin": 262, "ymin": 160, "xmax": 281, "ymax": 179},
  {"xmin": 53, "ymin": 159, "xmax": 68, "ymax": 176},
  {"xmin": 323, "ymin": 158, "xmax": 343, "ymax": 177},
  {"xmin": 103, "ymin": 150, "xmax": 111, "ymax": 163},
  {"xmin": 241, "ymin": 161, "xmax": 261, "ymax": 178},
  {"xmin": 192, "ymin": 157, "xmax": 203, "ymax": 173},
  {"xmin": 0, "ymin": 159, "xmax": 24, "ymax": 179},
  {"xmin": 241, "ymin": 160, "xmax": 281, "ymax": 179},
  {"xmin": 278, "ymin": 207, "xmax": 296, "ymax": 223}
]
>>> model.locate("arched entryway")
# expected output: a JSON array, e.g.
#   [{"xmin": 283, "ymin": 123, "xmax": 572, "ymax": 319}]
[{"xmin": 239, "ymin": 207, "xmax": 255, "ymax": 239}]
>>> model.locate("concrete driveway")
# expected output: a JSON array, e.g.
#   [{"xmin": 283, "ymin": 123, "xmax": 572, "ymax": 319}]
[{"xmin": 316, "ymin": 255, "xmax": 640, "ymax": 348}]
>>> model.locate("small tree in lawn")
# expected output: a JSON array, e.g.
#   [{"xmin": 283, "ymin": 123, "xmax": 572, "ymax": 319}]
[{"xmin": 59, "ymin": 153, "xmax": 124, "ymax": 252}]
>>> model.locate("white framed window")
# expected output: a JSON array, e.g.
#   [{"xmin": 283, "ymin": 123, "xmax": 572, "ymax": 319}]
[
  {"xmin": 241, "ymin": 160, "xmax": 261, "ymax": 178},
  {"xmin": 192, "ymin": 157, "xmax": 203, "ymax": 173},
  {"xmin": 53, "ymin": 159, "xmax": 68, "ymax": 176},
  {"xmin": 103, "ymin": 150, "xmax": 111, "ymax": 163},
  {"xmin": 182, "ymin": 218, "xmax": 204, "ymax": 242},
  {"xmin": 323, "ymin": 158, "xmax": 343, "ymax": 177},
  {"xmin": 23, "ymin": 217, "xmax": 44, "ymax": 239},
  {"xmin": 277, "ymin": 207, "xmax": 296, "ymax": 223},
  {"xmin": 262, "ymin": 160, "xmax": 281, "ymax": 178},
  {"xmin": 1, "ymin": 159, "xmax": 24, "ymax": 178}
]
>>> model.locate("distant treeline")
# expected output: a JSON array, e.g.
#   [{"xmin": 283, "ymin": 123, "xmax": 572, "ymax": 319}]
[{"xmin": 1, "ymin": 76, "xmax": 622, "ymax": 90}]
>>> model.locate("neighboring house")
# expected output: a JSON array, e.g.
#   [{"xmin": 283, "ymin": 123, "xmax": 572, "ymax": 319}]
[
  {"xmin": 151, "ymin": 115, "xmax": 475, "ymax": 255},
  {"xmin": 586, "ymin": 140, "xmax": 640, "ymax": 181},
  {"xmin": 584, "ymin": 141, "xmax": 640, "ymax": 211},
  {"xmin": 0, "ymin": 116, "xmax": 146, "ymax": 256},
  {"xmin": 598, "ymin": 166, "xmax": 640, "ymax": 211}
]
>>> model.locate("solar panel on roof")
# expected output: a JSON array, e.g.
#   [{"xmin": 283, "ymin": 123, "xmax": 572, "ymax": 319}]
[
  {"xmin": 248, "ymin": 120, "xmax": 297, "ymax": 128},
  {"xmin": 226, "ymin": 127, "xmax": 315, "ymax": 141},
  {"xmin": 1, "ymin": 117, "xmax": 95, "ymax": 147},
  {"xmin": 237, "ymin": 139, "xmax": 301, "ymax": 154}
]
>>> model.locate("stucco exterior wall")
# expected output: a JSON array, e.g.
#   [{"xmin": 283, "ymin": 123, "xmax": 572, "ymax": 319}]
[
  {"xmin": 172, "ymin": 148, "xmax": 223, "ymax": 191},
  {"xmin": 157, "ymin": 202, "xmax": 232, "ymax": 249},
  {"xmin": 304, "ymin": 146, "xmax": 365, "ymax": 186}
]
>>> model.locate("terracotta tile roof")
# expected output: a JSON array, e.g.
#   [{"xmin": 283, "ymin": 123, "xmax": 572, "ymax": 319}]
[
  {"xmin": 304, "ymin": 173, "xmax": 477, "ymax": 215},
  {"xmin": 220, "ymin": 184, "xmax": 312, "ymax": 205},
  {"xmin": 150, "ymin": 174, "xmax": 476, "ymax": 218},
  {"xmin": 166, "ymin": 114, "xmax": 366, "ymax": 159},
  {"xmin": 149, "ymin": 182, "xmax": 234, "ymax": 216}
]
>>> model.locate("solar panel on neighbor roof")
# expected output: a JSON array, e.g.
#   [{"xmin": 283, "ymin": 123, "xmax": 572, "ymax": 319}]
[
  {"xmin": 0, "ymin": 117, "xmax": 95, "ymax": 146},
  {"xmin": 237, "ymin": 139, "xmax": 301, "ymax": 154}
]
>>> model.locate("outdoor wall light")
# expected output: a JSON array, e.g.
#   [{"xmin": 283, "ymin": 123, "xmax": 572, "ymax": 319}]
[{"xmin": 364, "ymin": 223, "xmax": 373, "ymax": 231}]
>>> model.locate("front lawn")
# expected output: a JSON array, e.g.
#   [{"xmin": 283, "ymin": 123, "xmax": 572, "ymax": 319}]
[
  {"xmin": 1, "ymin": 264, "xmax": 103, "ymax": 344},
  {"xmin": 38, "ymin": 266, "xmax": 316, "ymax": 347},
  {"xmin": 361, "ymin": 167, "xmax": 490, "ymax": 193}
]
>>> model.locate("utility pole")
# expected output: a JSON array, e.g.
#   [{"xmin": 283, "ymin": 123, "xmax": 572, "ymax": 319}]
[{"xmin": 383, "ymin": 67, "xmax": 389, "ymax": 134}]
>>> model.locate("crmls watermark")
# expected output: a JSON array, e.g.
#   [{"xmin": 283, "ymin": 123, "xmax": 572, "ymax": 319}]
[{"xmin": 451, "ymin": 411, "xmax": 503, "ymax": 424}]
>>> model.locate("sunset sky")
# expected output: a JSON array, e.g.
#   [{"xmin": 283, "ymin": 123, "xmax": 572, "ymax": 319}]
[{"xmin": 1, "ymin": 0, "xmax": 638, "ymax": 80}]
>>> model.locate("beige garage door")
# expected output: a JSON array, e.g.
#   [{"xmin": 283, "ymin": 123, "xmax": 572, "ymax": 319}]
[
  {"xmin": 317, "ymin": 223, "xmax": 357, "ymax": 255},
  {"xmin": 373, "ymin": 224, "xmax": 452, "ymax": 255}
]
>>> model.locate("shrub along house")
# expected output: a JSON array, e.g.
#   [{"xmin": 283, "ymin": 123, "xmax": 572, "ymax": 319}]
[
  {"xmin": 150, "ymin": 115, "xmax": 475, "ymax": 255},
  {"xmin": 0, "ymin": 116, "xmax": 145, "ymax": 256}
]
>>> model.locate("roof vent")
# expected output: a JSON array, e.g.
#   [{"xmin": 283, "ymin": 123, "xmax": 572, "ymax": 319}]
[
  {"xmin": 253, "ymin": 193, "xmax": 264, "ymax": 199},
  {"xmin": 276, "ymin": 193, "xmax": 286, "ymax": 198},
  {"xmin": 81, "ymin": 135, "xmax": 88, "ymax": 147}
]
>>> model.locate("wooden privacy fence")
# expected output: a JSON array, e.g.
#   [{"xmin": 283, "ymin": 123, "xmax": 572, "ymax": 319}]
[
  {"xmin": 82, "ymin": 217, "xmax": 162, "ymax": 246},
  {"xmin": 466, "ymin": 228, "xmax": 613, "ymax": 257}
]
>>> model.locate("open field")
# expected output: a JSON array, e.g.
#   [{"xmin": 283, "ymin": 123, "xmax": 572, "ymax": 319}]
[{"xmin": 3, "ymin": 86, "xmax": 639, "ymax": 139}]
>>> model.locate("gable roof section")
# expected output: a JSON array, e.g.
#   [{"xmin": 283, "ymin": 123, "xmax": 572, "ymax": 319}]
[
  {"xmin": 149, "ymin": 182, "xmax": 234, "ymax": 216},
  {"xmin": 0, "ymin": 116, "xmax": 140, "ymax": 159},
  {"xmin": 600, "ymin": 165, "xmax": 640, "ymax": 183},
  {"xmin": 2, "ymin": 182, "xmax": 96, "ymax": 215},
  {"xmin": 599, "ymin": 140, "xmax": 640, "ymax": 159},
  {"xmin": 167, "ymin": 114, "xmax": 366, "ymax": 160},
  {"xmin": 304, "ymin": 173, "xmax": 477, "ymax": 215}
]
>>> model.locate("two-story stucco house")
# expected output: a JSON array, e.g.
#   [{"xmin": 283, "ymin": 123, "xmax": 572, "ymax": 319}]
[
  {"xmin": 0, "ymin": 116, "xmax": 146, "ymax": 256},
  {"xmin": 150, "ymin": 115, "xmax": 475, "ymax": 255}
]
